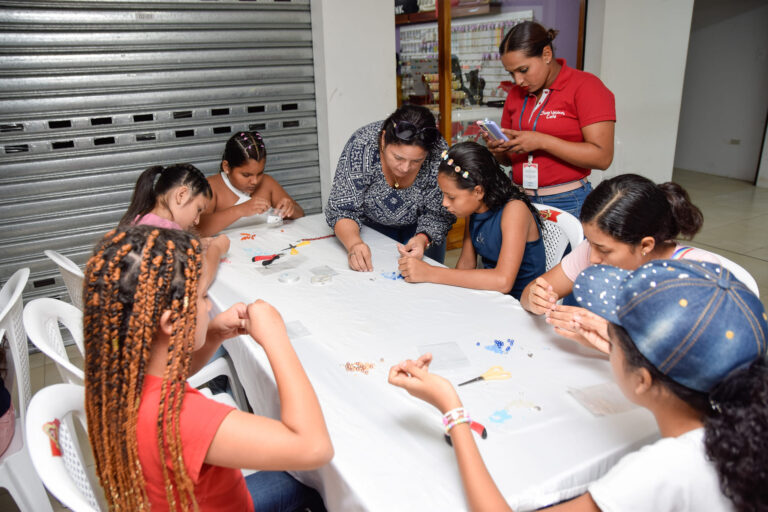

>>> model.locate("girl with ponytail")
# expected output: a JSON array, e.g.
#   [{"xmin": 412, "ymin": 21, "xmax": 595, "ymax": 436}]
[
  {"xmin": 483, "ymin": 21, "xmax": 616, "ymax": 217},
  {"xmin": 521, "ymin": 173, "xmax": 721, "ymax": 352},
  {"xmin": 120, "ymin": 162, "xmax": 228, "ymax": 290},
  {"xmin": 398, "ymin": 142, "xmax": 545, "ymax": 299}
]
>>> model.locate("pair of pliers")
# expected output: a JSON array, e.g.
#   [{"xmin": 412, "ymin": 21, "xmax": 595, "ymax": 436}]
[{"xmin": 251, "ymin": 254, "xmax": 281, "ymax": 265}]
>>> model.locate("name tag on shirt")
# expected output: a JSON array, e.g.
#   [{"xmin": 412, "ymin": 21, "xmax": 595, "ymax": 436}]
[{"xmin": 522, "ymin": 162, "xmax": 539, "ymax": 189}]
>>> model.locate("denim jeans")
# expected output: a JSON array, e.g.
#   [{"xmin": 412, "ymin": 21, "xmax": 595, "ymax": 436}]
[
  {"xmin": 527, "ymin": 180, "xmax": 592, "ymax": 219},
  {"xmin": 363, "ymin": 220, "xmax": 447, "ymax": 263},
  {"xmin": 245, "ymin": 471, "xmax": 327, "ymax": 512}
]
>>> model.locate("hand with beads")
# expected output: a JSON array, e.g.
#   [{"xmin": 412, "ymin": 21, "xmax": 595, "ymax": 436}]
[
  {"xmin": 274, "ymin": 197, "xmax": 297, "ymax": 219},
  {"xmin": 388, "ymin": 353, "xmax": 462, "ymax": 414},
  {"xmin": 397, "ymin": 232, "xmax": 429, "ymax": 260},
  {"xmin": 546, "ymin": 305, "xmax": 610, "ymax": 353},
  {"xmin": 397, "ymin": 254, "xmax": 432, "ymax": 283},
  {"xmin": 244, "ymin": 300, "xmax": 289, "ymax": 348}
]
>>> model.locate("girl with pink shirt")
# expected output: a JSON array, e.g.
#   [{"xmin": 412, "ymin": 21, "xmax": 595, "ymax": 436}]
[
  {"xmin": 520, "ymin": 173, "xmax": 719, "ymax": 352},
  {"xmin": 120, "ymin": 163, "xmax": 230, "ymax": 289}
]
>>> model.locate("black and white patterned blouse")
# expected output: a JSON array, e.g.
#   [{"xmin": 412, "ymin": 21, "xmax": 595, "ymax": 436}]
[{"xmin": 325, "ymin": 121, "xmax": 455, "ymax": 244}]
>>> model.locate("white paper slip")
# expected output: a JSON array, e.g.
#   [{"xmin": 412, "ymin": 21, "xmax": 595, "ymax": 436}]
[
  {"xmin": 568, "ymin": 382, "xmax": 637, "ymax": 417},
  {"xmin": 417, "ymin": 342, "xmax": 471, "ymax": 371},
  {"xmin": 286, "ymin": 320, "xmax": 311, "ymax": 339}
]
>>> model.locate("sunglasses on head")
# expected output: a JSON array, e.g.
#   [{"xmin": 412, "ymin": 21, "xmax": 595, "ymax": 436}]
[{"xmin": 393, "ymin": 121, "xmax": 439, "ymax": 141}]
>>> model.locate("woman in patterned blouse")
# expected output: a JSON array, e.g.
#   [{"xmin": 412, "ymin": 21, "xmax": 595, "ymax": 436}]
[{"xmin": 325, "ymin": 105, "xmax": 456, "ymax": 271}]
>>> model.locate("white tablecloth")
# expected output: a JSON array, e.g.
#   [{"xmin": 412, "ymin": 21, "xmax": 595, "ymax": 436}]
[{"xmin": 208, "ymin": 214, "xmax": 658, "ymax": 511}]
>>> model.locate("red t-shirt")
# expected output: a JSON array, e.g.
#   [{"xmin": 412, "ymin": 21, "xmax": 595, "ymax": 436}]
[
  {"xmin": 137, "ymin": 375, "xmax": 253, "ymax": 512},
  {"xmin": 500, "ymin": 59, "xmax": 615, "ymax": 187}
]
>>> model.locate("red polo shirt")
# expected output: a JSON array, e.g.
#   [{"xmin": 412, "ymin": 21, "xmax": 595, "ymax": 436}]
[{"xmin": 500, "ymin": 59, "xmax": 615, "ymax": 188}]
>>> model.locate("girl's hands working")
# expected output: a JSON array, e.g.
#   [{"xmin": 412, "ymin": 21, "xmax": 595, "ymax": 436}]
[
  {"xmin": 546, "ymin": 305, "xmax": 610, "ymax": 354},
  {"xmin": 388, "ymin": 353, "xmax": 462, "ymax": 414}
]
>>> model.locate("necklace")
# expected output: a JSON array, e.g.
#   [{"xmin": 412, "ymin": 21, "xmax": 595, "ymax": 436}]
[{"xmin": 394, "ymin": 180, "xmax": 400, "ymax": 189}]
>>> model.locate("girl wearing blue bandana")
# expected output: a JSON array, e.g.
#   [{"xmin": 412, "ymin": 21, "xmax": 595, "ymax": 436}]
[{"xmin": 398, "ymin": 142, "xmax": 545, "ymax": 300}]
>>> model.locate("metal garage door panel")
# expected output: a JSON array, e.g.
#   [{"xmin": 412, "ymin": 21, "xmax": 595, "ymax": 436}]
[{"xmin": 0, "ymin": 0, "xmax": 320, "ymax": 305}]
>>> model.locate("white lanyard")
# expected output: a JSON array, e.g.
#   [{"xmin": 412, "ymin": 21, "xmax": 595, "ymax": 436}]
[{"xmin": 221, "ymin": 172, "xmax": 251, "ymax": 205}]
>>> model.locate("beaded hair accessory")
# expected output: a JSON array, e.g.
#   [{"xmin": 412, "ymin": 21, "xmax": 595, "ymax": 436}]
[
  {"xmin": 239, "ymin": 131, "xmax": 265, "ymax": 158},
  {"xmin": 441, "ymin": 150, "xmax": 469, "ymax": 179}
]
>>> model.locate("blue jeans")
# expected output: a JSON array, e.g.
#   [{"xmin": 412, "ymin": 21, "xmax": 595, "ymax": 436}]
[
  {"xmin": 527, "ymin": 180, "xmax": 592, "ymax": 219},
  {"xmin": 245, "ymin": 471, "xmax": 327, "ymax": 512},
  {"xmin": 363, "ymin": 220, "xmax": 447, "ymax": 263}
]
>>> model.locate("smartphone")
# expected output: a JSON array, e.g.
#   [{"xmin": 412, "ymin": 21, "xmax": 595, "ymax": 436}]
[{"xmin": 477, "ymin": 118, "xmax": 509, "ymax": 141}]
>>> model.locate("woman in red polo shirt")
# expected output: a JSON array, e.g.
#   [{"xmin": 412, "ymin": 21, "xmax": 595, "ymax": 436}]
[{"xmin": 485, "ymin": 21, "xmax": 615, "ymax": 217}]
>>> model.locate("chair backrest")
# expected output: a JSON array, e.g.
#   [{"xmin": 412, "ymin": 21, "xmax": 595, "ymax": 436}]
[
  {"xmin": 0, "ymin": 268, "xmax": 31, "ymax": 433},
  {"xmin": 44, "ymin": 250, "xmax": 85, "ymax": 310},
  {"xmin": 24, "ymin": 298, "xmax": 85, "ymax": 385},
  {"xmin": 716, "ymin": 254, "xmax": 760, "ymax": 297},
  {"xmin": 26, "ymin": 383, "xmax": 102, "ymax": 512},
  {"xmin": 533, "ymin": 204, "xmax": 584, "ymax": 271}
]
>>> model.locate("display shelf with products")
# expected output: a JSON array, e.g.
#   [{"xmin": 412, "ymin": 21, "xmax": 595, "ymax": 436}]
[{"xmin": 398, "ymin": 9, "xmax": 533, "ymax": 109}]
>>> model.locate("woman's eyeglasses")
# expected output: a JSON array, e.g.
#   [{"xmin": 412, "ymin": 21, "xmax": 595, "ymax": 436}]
[{"xmin": 393, "ymin": 121, "xmax": 439, "ymax": 141}]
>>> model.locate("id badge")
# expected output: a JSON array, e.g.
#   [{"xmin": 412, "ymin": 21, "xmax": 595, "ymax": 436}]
[{"xmin": 522, "ymin": 160, "xmax": 539, "ymax": 189}]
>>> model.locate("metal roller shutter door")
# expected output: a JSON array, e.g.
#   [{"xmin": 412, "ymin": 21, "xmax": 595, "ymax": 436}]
[{"xmin": 0, "ymin": 0, "xmax": 320, "ymax": 304}]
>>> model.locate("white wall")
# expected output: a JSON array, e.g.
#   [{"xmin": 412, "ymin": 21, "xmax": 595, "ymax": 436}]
[
  {"xmin": 757, "ymin": 127, "xmax": 768, "ymax": 188},
  {"xmin": 585, "ymin": 0, "xmax": 695, "ymax": 185},
  {"xmin": 674, "ymin": 0, "xmax": 768, "ymax": 182},
  {"xmin": 311, "ymin": 0, "xmax": 397, "ymax": 205}
]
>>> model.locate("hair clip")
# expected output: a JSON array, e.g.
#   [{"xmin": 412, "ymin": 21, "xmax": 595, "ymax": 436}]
[
  {"xmin": 441, "ymin": 150, "xmax": 469, "ymax": 179},
  {"xmin": 709, "ymin": 398, "xmax": 722, "ymax": 414}
]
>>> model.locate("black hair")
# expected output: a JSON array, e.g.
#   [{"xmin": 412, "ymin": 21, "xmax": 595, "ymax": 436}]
[
  {"xmin": 379, "ymin": 104, "xmax": 440, "ymax": 153},
  {"xmin": 439, "ymin": 142, "xmax": 540, "ymax": 222},
  {"xmin": 221, "ymin": 130, "xmax": 267, "ymax": 170},
  {"xmin": 499, "ymin": 21, "xmax": 558, "ymax": 58},
  {"xmin": 580, "ymin": 174, "xmax": 703, "ymax": 246},
  {"xmin": 120, "ymin": 163, "xmax": 212, "ymax": 227},
  {"xmin": 610, "ymin": 323, "xmax": 768, "ymax": 511}
]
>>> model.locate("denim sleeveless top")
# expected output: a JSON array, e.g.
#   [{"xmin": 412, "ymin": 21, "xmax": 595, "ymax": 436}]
[{"xmin": 468, "ymin": 202, "xmax": 546, "ymax": 300}]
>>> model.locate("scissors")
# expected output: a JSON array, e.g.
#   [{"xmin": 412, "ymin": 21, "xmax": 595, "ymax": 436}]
[
  {"xmin": 284, "ymin": 240, "xmax": 310, "ymax": 255},
  {"xmin": 458, "ymin": 366, "xmax": 511, "ymax": 386}
]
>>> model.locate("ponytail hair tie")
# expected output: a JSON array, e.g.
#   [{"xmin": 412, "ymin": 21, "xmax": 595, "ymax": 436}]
[{"xmin": 152, "ymin": 167, "xmax": 163, "ymax": 190}]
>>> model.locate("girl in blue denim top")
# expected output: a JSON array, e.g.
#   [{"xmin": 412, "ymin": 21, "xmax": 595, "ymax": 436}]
[{"xmin": 399, "ymin": 142, "xmax": 545, "ymax": 300}]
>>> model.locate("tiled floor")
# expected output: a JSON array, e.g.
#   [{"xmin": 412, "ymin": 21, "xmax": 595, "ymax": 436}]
[
  {"xmin": 673, "ymin": 168, "xmax": 768, "ymax": 308},
  {"xmin": 3, "ymin": 169, "xmax": 766, "ymax": 510},
  {"xmin": 446, "ymin": 169, "xmax": 768, "ymax": 309}
]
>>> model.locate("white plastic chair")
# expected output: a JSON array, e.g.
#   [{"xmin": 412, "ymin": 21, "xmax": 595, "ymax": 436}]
[
  {"xmin": 716, "ymin": 255, "xmax": 760, "ymax": 297},
  {"xmin": 23, "ymin": 298, "xmax": 85, "ymax": 386},
  {"xmin": 25, "ymin": 383, "xmax": 102, "ymax": 512},
  {"xmin": 533, "ymin": 204, "xmax": 584, "ymax": 271},
  {"xmin": 0, "ymin": 268, "xmax": 55, "ymax": 512},
  {"xmin": 188, "ymin": 354, "xmax": 249, "ymax": 411},
  {"xmin": 21, "ymin": 294, "xmax": 247, "ymax": 410},
  {"xmin": 44, "ymin": 250, "xmax": 85, "ymax": 310}
]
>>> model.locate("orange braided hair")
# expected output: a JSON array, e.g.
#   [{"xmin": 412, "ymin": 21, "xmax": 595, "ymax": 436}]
[{"xmin": 84, "ymin": 225, "xmax": 202, "ymax": 511}]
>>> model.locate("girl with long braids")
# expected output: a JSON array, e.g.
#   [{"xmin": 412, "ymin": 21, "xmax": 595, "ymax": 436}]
[
  {"xmin": 398, "ymin": 142, "xmax": 545, "ymax": 300},
  {"xmin": 198, "ymin": 130, "xmax": 304, "ymax": 236},
  {"xmin": 84, "ymin": 225, "xmax": 332, "ymax": 511}
]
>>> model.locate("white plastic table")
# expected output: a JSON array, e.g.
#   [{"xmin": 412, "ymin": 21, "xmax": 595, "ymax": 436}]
[{"xmin": 208, "ymin": 214, "xmax": 658, "ymax": 511}]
